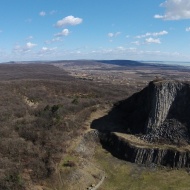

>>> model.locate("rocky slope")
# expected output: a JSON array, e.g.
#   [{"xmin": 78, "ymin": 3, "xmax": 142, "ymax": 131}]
[
  {"xmin": 117, "ymin": 80, "xmax": 190, "ymax": 145},
  {"xmin": 94, "ymin": 80, "xmax": 190, "ymax": 168}
]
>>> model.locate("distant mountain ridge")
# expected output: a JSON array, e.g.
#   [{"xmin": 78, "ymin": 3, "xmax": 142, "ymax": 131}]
[{"xmin": 1, "ymin": 60, "xmax": 190, "ymax": 71}]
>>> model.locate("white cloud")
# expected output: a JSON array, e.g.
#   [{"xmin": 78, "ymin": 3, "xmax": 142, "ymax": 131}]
[
  {"xmin": 145, "ymin": 37, "xmax": 161, "ymax": 44},
  {"xmin": 154, "ymin": 30, "xmax": 168, "ymax": 36},
  {"xmin": 154, "ymin": 14, "xmax": 165, "ymax": 19},
  {"xmin": 154, "ymin": 0, "xmax": 190, "ymax": 20},
  {"xmin": 44, "ymin": 37, "xmax": 63, "ymax": 44},
  {"xmin": 26, "ymin": 42, "xmax": 37, "ymax": 48},
  {"xmin": 108, "ymin": 33, "xmax": 114, "ymax": 37},
  {"xmin": 136, "ymin": 33, "xmax": 151, "ymax": 39},
  {"xmin": 52, "ymin": 37, "xmax": 62, "ymax": 42},
  {"xmin": 136, "ymin": 30, "xmax": 168, "ymax": 38},
  {"xmin": 38, "ymin": 47, "xmax": 57, "ymax": 57},
  {"xmin": 55, "ymin": 29, "xmax": 70, "ymax": 37},
  {"xmin": 41, "ymin": 47, "xmax": 57, "ymax": 52},
  {"xmin": 42, "ymin": 47, "xmax": 48, "ymax": 51},
  {"xmin": 55, "ymin": 15, "xmax": 83, "ymax": 27},
  {"xmin": 108, "ymin": 32, "xmax": 121, "ymax": 37},
  {"xmin": 39, "ymin": 11, "xmax": 46, "ymax": 16},
  {"xmin": 6, "ymin": 44, "xmax": 189, "ymax": 62},
  {"xmin": 116, "ymin": 46, "xmax": 126, "ymax": 51},
  {"xmin": 186, "ymin": 27, "xmax": 190, "ymax": 32},
  {"xmin": 91, "ymin": 47, "xmax": 186, "ymax": 61},
  {"xmin": 13, "ymin": 42, "xmax": 37, "ymax": 53},
  {"xmin": 131, "ymin": 41, "xmax": 141, "ymax": 45}
]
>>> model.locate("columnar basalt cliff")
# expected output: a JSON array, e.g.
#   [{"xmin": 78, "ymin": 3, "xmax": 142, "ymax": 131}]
[
  {"xmin": 117, "ymin": 80, "xmax": 190, "ymax": 145},
  {"xmin": 94, "ymin": 80, "xmax": 190, "ymax": 168},
  {"xmin": 99, "ymin": 132, "xmax": 190, "ymax": 168}
]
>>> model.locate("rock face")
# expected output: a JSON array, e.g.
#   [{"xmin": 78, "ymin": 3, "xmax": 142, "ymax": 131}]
[
  {"xmin": 117, "ymin": 80, "xmax": 190, "ymax": 145},
  {"xmin": 94, "ymin": 80, "xmax": 190, "ymax": 168},
  {"xmin": 99, "ymin": 132, "xmax": 190, "ymax": 168}
]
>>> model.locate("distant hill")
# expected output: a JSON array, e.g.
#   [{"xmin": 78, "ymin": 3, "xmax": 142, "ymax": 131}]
[
  {"xmin": 97, "ymin": 60, "xmax": 190, "ymax": 70},
  {"xmin": 98, "ymin": 60, "xmax": 146, "ymax": 66}
]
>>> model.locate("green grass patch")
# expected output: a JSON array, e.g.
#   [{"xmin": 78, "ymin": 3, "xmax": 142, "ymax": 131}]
[{"xmin": 94, "ymin": 146, "xmax": 190, "ymax": 190}]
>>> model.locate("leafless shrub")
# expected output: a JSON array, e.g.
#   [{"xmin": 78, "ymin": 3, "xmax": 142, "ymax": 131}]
[{"xmin": 0, "ymin": 63, "xmax": 135, "ymax": 189}]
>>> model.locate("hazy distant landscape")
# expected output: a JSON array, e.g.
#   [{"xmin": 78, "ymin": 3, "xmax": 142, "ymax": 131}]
[{"xmin": 54, "ymin": 60, "xmax": 190, "ymax": 86}]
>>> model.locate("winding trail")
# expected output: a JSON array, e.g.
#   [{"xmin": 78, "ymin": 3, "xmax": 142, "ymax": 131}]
[
  {"xmin": 91, "ymin": 172, "xmax": 106, "ymax": 190},
  {"xmin": 83, "ymin": 105, "xmax": 110, "ymax": 190},
  {"xmin": 84, "ymin": 104, "xmax": 110, "ymax": 131},
  {"xmin": 60, "ymin": 104, "xmax": 111, "ymax": 190}
]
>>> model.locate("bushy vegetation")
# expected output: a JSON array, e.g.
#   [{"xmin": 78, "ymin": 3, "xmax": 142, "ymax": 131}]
[{"xmin": 0, "ymin": 64, "xmax": 137, "ymax": 189}]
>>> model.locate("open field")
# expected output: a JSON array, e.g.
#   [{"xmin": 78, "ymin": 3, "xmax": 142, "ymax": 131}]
[{"xmin": 94, "ymin": 145, "xmax": 190, "ymax": 190}]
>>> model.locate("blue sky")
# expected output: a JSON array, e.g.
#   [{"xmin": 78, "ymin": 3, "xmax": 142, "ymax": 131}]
[{"xmin": 0, "ymin": 0, "xmax": 190, "ymax": 62}]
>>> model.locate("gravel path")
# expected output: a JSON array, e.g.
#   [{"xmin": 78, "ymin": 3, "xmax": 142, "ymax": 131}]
[{"xmin": 91, "ymin": 172, "xmax": 105, "ymax": 190}]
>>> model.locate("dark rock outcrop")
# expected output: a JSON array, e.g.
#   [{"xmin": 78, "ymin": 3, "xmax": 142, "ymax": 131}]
[
  {"xmin": 93, "ymin": 80, "xmax": 190, "ymax": 168},
  {"xmin": 99, "ymin": 132, "xmax": 190, "ymax": 168},
  {"xmin": 117, "ymin": 80, "xmax": 190, "ymax": 145}
]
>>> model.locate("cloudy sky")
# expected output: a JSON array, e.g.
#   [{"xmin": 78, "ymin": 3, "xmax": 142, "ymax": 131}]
[{"xmin": 0, "ymin": 0, "xmax": 190, "ymax": 62}]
